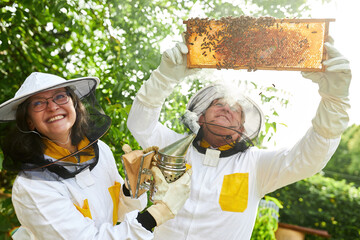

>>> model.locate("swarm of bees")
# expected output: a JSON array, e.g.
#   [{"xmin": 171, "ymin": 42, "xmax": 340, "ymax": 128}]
[{"xmin": 184, "ymin": 16, "xmax": 333, "ymax": 72}]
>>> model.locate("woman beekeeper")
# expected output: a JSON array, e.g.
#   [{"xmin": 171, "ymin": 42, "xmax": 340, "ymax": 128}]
[{"xmin": 0, "ymin": 72, "xmax": 191, "ymax": 239}]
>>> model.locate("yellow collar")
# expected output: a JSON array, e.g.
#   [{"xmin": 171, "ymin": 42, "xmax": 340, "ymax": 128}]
[
  {"xmin": 43, "ymin": 137, "xmax": 95, "ymax": 163},
  {"xmin": 200, "ymin": 139, "xmax": 235, "ymax": 151}
]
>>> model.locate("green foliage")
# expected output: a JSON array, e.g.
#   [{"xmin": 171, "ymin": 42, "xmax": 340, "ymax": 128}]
[
  {"xmin": 269, "ymin": 174, "xmax": 360, "ymax": 240},
  {"xmin": 251, "ymin": 196, "xmax": 283, "ymax": 240},
  {"xmin": 201, "ymin": 0, "xmax": 315, "ymax": 19},
  {"xmin": 323, "ymin": 124, "xmax": 360, "ymax": 186},
  {"xmin": 0, "ymin": 198, "xmax": 19, "ymax": 240}
]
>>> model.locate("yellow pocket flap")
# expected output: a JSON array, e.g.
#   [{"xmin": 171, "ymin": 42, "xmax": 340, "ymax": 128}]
[
  {"xmin": 108, "ymin": 181, "xmax": 121, "ymax": 226},
  {"xmin": 74, "ymin": 199, "xmax": 92, "ymax": 219},
  {"xmin": 219, "ymin": 173, "xmax": 248, "ymax": 212}
]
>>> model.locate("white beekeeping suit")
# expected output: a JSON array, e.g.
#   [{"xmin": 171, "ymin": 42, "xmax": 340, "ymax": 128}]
[{"xmin": 127, "ymin": 37, "xmax": 351, "ymax": 239}]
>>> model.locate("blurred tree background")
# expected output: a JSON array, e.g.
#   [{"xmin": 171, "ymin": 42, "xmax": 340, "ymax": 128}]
[
  {"xmin": 323, "ymin": 124, "xmax": 360, "ymax": 185},
  {"xmin": 1, "ymin": 0, "xmax": 359, "ymax": 239}
]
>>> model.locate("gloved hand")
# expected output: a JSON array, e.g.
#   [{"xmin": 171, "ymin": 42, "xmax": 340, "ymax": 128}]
[
  {"xmin": 136, "ymin": 42, "xmax": 199, "ymax": 108},
  {"xmin": 117, "ymin": 184, "xmax": 147, "ymax": 222},
  {"xmin": 147, "ymin": 166, "xmax": 192, "ymax": 226},
  {"xmin": 301, "ymin": 37, "xmax": 351, "ymax": 138},
  {"xmin": 158, "ymin": 42, "xmax": 196, "ymax": 82},
  {"xmin": 301, "ymin": 36, "xmax": 351, "ymax": 98},
  {"xmin": 149, "ymin": 166, "xmax": 169, "ymax": 202}
]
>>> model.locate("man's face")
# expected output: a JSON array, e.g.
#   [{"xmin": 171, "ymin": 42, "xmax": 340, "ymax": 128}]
[{"xmin": 199, "ymin": 98, "xmax": 244, "ymax": 141}]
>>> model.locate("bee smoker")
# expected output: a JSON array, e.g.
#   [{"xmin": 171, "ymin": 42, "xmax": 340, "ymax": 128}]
[
  {"xmin": 121, "ymin": 134, "xmax": 196, "ymax": 200},
  {"xmin": 154, "ymin": 133, "xmax": 196, "ymax": 183}
]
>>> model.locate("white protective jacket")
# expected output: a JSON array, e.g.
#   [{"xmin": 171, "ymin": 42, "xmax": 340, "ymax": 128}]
[
  {"xmin": 127, "ymin": 98, "xmax": 340, "ymax": 240},
  {"xmin": 11, "ymin": 140, "xmax": 153, "ymax": 240}
]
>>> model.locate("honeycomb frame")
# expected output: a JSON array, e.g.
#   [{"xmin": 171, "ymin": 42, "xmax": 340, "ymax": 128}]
[{"xmin": 184, "ymin": 17, "xmax": 335, "ymax": 72}]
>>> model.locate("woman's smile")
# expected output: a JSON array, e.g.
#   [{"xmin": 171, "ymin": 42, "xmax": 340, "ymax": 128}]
[{"xmin": 47, "ymin": 114, "xmax": 65, "ymax": 123}]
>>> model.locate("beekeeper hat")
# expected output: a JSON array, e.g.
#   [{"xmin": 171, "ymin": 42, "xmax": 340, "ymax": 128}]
[
  {"xmin": 1, "ymin": 72, "xmax": 112, "ymax": 179},
  {"xmin": 181, "ymin": 83, "xmax": 264, "ymax": 141},
  {"xmin": 0, "ymin": 72, "xmax": 99, "ymax": 122}
]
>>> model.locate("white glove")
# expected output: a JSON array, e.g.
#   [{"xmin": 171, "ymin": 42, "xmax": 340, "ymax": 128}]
[
  {"xmin": 301, "ymin": 37, "xmax": 351, "ymax": 138},
  {"xmin": 136, "ymin": 42, "xmax": 199, "ymax": 108},
  {"xmin": 147, "ymin": 166, "xmax": 192, "ymax": 226},
  {"xmin": 150, "ymin": 166, "xmax": 169, "ymax": 202},
  {"xmin": 301, "ymin": 37, "xmax": 351, "ymax": 98},
  {"xmin": 117, "ymin": 184, "xmax": 147, "ymax": 222}
]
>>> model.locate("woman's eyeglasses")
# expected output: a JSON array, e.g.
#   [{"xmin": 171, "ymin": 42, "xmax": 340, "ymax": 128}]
[{"xmin": 28, "ymin": 91, "xmax": 70, "ymax": 112}]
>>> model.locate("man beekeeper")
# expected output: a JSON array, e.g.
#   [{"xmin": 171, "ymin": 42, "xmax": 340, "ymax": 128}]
[{"xmin": 126, "ymin": 36, "xmax": 351, "ymax": 239}]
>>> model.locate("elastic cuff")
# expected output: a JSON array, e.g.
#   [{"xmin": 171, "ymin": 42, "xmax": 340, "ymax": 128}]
[
  {"xmin": 122, "ymin": 183, "xmax": 130, "ymax": 197},
  {"xmin": 137, "ymin": 211, "xmax": 157, "ymax": 232}
]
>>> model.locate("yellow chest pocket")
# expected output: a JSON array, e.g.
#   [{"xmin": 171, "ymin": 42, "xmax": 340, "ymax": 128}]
[{"xmin": 219, "ymin": 173, "xmax": 249, "ymax": 212}]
